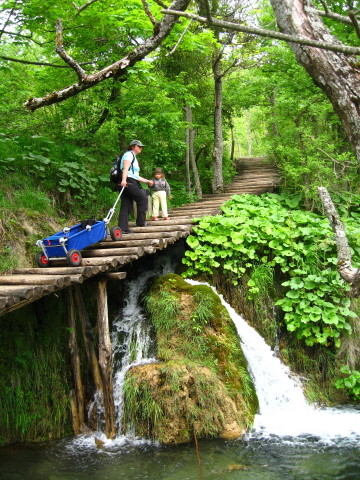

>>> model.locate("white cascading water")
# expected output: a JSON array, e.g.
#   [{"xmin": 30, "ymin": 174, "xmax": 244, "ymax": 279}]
[
  {"xmin": 110, "ymin": 255, "xmax": 177, "ymax": 440},
  {"xmin": 111, "ymin": 271, "xmax": 156, "ymax": 434},
  {"xmin": 186, "ymin": 280, "xmax": 360, "ymax": 443}
]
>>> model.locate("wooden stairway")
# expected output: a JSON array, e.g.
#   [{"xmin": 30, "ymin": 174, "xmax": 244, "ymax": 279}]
[{"xmin": 0, "ymin": 157, "xmax": 280, "ymax": 316}]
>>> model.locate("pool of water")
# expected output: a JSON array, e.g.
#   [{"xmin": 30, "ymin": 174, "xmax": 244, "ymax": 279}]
[{"xmin": 1, "ymin": 434, "xmax": 359, "ymax": 480}]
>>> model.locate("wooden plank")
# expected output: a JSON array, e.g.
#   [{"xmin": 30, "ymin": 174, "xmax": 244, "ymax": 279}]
[
  {"xmin": 68, "ymin": 274, "xmax": 85, "ymax": 284},
  {"xmin": 143, "ymin": 246, "xmax": 157, "ymax": 254},
  {"xmin": 83, "ymin": 246, "xmax": 144, "ymax": 257},
  {"xmin": 0, "ymin": 285, "xmax": 43, "ymax": 299},
  {"xmin": 80, "ymin": 256, "xmax": 136, "ymax": 267},
  {"xmin": 98, "ymin": 272, "xmax": 127, "ymax": 281},
  {"xmin": 171, "ymin": 203, "xmax": 222, "ymax": 211},
  {"xmin": 146, "ymin": 218, "xmax": 194, "ymax": 225},
  {"xmin": 0, "ymin": 274, "xmax": 71, "ymax": 287},
  {"xmin": 168, "ymin": 210, "xmax": 217, "ymax": 217},
  {"xmin": 104, "ymin": 231, "xmax": 178, "ymax": 241},
  {"xmin": 130, "ymin": 225, "xmax": 191, "ymax": 233},
  {"xmin": 11, "ymin": 266, "xmax": 98, "ymax": 277},
  {"xmin": 94, "ymin": 238, "xmax": 164, "ymax": 249}
]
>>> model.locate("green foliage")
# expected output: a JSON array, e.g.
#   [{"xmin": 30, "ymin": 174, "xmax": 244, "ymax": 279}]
[
  {"xmin": 227, "ymin": 47, "xmax": 359, "ymax": 202},
  {"xmin": 183, "ymin": 193, "xmax": 358, "ymax": 347},
  {"xmin": 0, "ymin": 299, "xmax": 71, "ymax": 444},
  {"xmin": 335, "ymin": 365, "xmax": 360, "ymax": 400}
]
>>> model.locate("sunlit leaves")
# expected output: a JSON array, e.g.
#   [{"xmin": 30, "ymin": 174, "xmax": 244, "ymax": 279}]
[{"xmin": 183, "ymin": 193, "xmax": 359, "ymax": 347}]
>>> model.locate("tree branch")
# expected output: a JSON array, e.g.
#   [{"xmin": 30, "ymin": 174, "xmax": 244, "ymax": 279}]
[
  {"xmin": 152, "ymin": 0, "xmax": 169, "ymax": 8},
  {"xmin": 140, "ymin": 0, "xmax": 160, "ymax": 32},
  {"xmin": 1, "ymin": 55, "xmax": 92, "ymax": 68},
  {"xmin": 348, "ymin": 10, "xmax": 360, "ymax": 38},
  {"xmin": 162, "ymin": 9, "xmax": 360, "ymax": 55},
  {"xmin": 73, "ymin": 0, "xmax": 101, "ymax": 16},
  {"xmin": 165, "ymin": 19, "xmax": 192, "ymax": 56},
  {"xmin": 55, "ymin": 19, "xmax": 87, "ymax": 81},
  {"xmin": 0, "ymin": 0, "xmax": 18, "ymax": 43},
  {"xmin": 318, "ymin": 187, "xmax": 360, "ymax": 295},
  {"xmin": 24, "ymin": 0, "xmax": 191, "ymax": 111},
  {"xmin": 310, "ymin": 7, "xmax": 354, "ymax": 26}
]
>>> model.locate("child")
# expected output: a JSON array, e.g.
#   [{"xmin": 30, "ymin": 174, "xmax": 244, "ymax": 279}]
[{"xmin": 150, "ymin": 167, "xmax": 172, "ymax": 220}]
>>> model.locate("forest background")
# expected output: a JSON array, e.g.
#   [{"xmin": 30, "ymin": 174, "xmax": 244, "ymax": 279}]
[{"xmin": 0, "ymin": 0, "xmax": 360, "ymax": 406}]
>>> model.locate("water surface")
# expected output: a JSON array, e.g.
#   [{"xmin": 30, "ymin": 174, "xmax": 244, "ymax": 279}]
[{"xmin": 1, "ymin": 435, "xmax": 359, "ymax": 480}]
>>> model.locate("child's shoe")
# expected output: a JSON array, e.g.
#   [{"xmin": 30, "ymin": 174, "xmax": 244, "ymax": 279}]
[{"xmin": 152, "ymin": 217, "xmax": 159, "ymax": 221}]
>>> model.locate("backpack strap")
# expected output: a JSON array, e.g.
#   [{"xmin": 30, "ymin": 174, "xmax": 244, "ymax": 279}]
[{"xmin": 119, "ymin": 152, "xmax": 135, "ymax": 175}]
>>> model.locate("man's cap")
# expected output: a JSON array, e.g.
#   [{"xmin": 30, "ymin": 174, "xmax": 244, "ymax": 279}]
[{"xmin": 130, "ymin": 139, "xmax": 145, "ymax": 147}]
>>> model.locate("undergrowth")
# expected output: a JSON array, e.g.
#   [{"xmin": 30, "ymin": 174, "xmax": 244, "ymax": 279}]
[
  {"xmin": 0, "ymin": 297, "xmax": 71, "ymax": 445},
  {"xmin": 183, "ymin": 193, "xmax": 359, "ymax": 348}
]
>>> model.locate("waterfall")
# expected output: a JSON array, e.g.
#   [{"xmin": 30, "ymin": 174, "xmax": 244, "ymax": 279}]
[
  {"xmin": 111, "ymin": 271, "xmax": 156, "ymax": 433},
  {"xmin": 111, "ymin": 254, "xmax": 177, "ymax": 438},
  {"xmin": 186, "ymin": 280, "xmax": 360, "ymax": 442}
]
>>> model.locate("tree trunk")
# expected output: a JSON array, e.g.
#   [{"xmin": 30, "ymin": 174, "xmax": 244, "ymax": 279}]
[
  {"xmin": 270, "ymin": 0, "xmax": 360, "ymax": 167},
  {"xmin": 96, "ymin": 279, "xmax": 116, "ymax": 439},
  {"xmin": 185, "ymin": 105, "xmax": 202, "ymax": 197},
  {"xmin": 184, "ymin": 106, "xmax": 192, "ymax": 195},
  {"xmin": 212, "ymin": 52, "xmax": 224, "ymax": 193},
  {"xmin": 229, "ymin": 118, "xmax": 235, "ymax": 163},
  {"xmin": 269, "ymin": 92, "xmax": 279, "ymax": 137}
]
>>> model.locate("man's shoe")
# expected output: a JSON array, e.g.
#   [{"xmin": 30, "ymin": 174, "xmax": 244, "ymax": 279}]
[
  {"xmin": 122, "ymin": 229, "xmax": 133, "ymax": 234},
  {"xmin": 152, "ymin": 217, "xmax": 159, "ymax": 221},
  {"xmin": 163, "ymin": 217, "xmax": 170, "ymax": 220}
]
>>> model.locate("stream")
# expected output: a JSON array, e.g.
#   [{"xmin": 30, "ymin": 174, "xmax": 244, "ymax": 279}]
[{"xmin": 1, "ymin": 249, "xmax": 359, "ymax": 480}]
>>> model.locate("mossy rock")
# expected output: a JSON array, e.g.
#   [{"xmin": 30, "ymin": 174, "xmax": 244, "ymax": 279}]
[
  {"xmin": 123, "ymin": 274, "xmax": 258, "ymax": 443},
  {"xmin": 124, "ymin": 363, "xmax": 246, "ymax": 444}
]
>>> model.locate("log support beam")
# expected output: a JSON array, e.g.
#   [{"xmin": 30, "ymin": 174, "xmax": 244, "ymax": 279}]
[{"xmin": 96, "ymin": 279, "xmax": 116, "ymax": 439}]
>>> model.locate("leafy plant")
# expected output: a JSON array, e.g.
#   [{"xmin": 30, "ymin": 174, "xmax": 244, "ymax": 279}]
[
  {"xmin": 335, "ymin": 365, "xmax": 360, "ymax": 400},
  {"xmin": 183, "ymin": 193, "xmax": 358, "ymax": 347}
]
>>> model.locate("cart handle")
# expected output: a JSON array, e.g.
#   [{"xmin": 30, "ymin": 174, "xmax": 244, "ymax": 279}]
[{"xmin": 103, "ymin": 187, "xmax": 125, "ymax": 224}]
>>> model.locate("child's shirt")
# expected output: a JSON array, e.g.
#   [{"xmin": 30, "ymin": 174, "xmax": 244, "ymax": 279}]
[{"xmin": 151, "ymin": 178, "xmax": 171, "ymax": 196}]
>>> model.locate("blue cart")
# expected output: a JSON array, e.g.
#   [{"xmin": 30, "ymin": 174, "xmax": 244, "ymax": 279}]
[{"xmin": 35, "ymin": 188, "xmax": 124, "ymax": 267}]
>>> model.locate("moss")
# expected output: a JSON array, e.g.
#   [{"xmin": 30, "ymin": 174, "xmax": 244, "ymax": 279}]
[
  {"xmin": 124, "ymin": 274, "xmax": 258, "ymax": 444},
  {"xmin": 124, "ymin": 363, "xmax": 247, "ymax": 444},
  {"xmin": 0, "ymin": 293, "xmax": 73, "ymax": 445}
]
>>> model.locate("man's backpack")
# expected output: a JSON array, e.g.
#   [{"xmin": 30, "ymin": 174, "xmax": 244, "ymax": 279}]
[{"xmin": 109, "ymin": 152, "xmax": 135, "ymax": 184}]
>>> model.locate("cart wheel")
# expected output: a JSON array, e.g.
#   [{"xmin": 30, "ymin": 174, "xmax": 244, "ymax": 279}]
[
  {"xmin": 110, "ymin": 226, "xmax": 122, "ymax": 241},
  {"xmin": 66, "ymin": 249, "xmax": 82, "ymax": 267},
  {"xmin": 35, "ymin": 252, "xmax": 50, "ymax": 268}
]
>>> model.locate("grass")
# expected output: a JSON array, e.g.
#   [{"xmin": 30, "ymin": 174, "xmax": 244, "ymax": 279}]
[{"xmin": 0, "ymin": 297, "xmax": 72, "ymax": 445}]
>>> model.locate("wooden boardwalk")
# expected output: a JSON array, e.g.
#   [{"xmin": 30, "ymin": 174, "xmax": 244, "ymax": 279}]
[{"xmin": 0, "ymin": 157, "xmax": 280, "ymax": 316}]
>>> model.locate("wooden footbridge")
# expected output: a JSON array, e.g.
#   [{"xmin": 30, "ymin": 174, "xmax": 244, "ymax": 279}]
[{"xmin": 0, "ymin": 157, "xmax": 280, "ymax": 317}]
